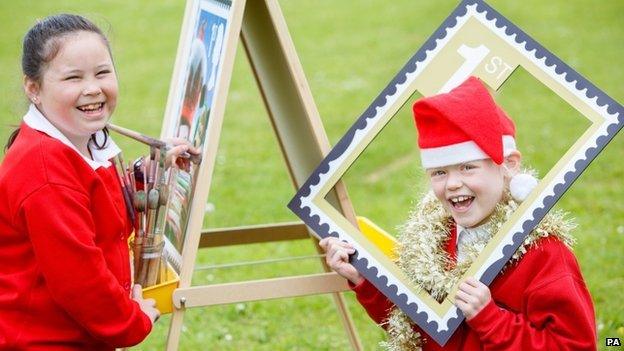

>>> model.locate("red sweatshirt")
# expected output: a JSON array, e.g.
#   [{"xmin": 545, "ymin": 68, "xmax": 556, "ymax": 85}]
[
  {"xmin": 353, "ymin": 228, "xmax": 597, "ymax": 350},
  {"xmin": 0, "ymin": 123, "xmax": 151, "ymax": 350}
]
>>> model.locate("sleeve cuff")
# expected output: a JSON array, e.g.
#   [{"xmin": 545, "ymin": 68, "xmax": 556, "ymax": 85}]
[
  {"xmin": 466, "ymin": 299, "xmax": 502, "ymax": 334},
  {"xmin": 350, "ymin": 279, "xmax": 375, "ymax": 297}
]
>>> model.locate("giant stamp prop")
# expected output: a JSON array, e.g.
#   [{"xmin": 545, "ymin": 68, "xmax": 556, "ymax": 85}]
[{"xmin": 288, "ymin": 0, "xmax": 623, "ymax": 345}]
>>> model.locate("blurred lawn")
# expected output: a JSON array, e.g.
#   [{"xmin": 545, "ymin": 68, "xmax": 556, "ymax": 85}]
[{"xmin": 1, "ymin": 1, "xmax": 623, "ymax": 350}]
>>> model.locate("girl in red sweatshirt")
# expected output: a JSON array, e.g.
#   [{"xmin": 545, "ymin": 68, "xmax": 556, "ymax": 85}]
[
  {"xmin": 0, "ymin": 14, "xmax": 194, "ymax": 350},
  {"xmin": 320, "ymin": 77, "xmax": 596, "ymax": 350}
]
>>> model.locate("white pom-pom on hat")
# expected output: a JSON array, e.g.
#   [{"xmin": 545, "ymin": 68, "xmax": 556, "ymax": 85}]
[{"xmin": 510, "ymin": 173, "xmax": 538, "ymax": 202}]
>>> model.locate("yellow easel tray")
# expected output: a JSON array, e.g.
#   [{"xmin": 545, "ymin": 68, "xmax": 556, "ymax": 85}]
[{"xmin": 141, "ymin": 263, "xmax": 179, "ymax": 314}]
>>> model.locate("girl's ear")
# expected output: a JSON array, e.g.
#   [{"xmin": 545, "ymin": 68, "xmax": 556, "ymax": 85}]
[
  {"xmin": 504, "ymin": 150, "xmax": 522, "ymax": 177},
  {"xmin": 24, "ymin": 76, "xmax": 40, "ymax": 104}
]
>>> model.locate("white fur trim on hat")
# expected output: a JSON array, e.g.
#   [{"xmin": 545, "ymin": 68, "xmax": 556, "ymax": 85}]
[{"xmin": 420, "ymin": 135, "xmax": 517, "ymax": 168}]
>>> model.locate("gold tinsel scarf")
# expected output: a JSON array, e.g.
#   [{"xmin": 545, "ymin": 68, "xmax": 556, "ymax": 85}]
[{"xmin": 380, "ymin": 191, "xmax": 576, "ymax": 351}]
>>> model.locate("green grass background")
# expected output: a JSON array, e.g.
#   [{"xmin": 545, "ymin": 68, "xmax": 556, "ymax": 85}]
[{"xmin": 1, "ymin": 0, "xmax": 622, "ymax": 350}]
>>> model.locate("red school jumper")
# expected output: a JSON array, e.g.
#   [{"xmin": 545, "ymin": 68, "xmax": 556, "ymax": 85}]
[
  {"xmin": 352, "ymin": 227, "xmax": 597, "ymax": 350},
  {"xmin": 0, "ymin": 118, "xmax": 151, "ymax": 349}
]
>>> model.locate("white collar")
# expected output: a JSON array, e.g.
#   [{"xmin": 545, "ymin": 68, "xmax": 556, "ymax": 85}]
[
  {"xmin": 456, "ymin": 222, "xmax": 491, "ymax": 244},
  {"xmin": 23, "ymin": 104, "xmax": 121, "ymax": 170}
]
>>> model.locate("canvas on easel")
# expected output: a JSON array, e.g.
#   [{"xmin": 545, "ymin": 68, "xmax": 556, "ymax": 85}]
[
  {"xmin": 157, "ymin": 0, "xmax": 365, "ymax": 350},
  {"xmin": 159, "ymin": 0, "xmax": 232, "ymax": 269}
]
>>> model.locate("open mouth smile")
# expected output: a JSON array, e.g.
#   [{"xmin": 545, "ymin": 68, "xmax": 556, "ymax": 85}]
[
  {"xmin": 448, "ymin": 195, "xmax": 475, "ymax": 211},
  {"xmin": 76, "ymin": 102, "xmax": 104, "ymax": 114}
]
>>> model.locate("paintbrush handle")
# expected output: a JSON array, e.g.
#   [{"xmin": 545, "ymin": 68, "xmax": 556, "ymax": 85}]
[
  {"xmin": 144, "ymin": 189, "xmax": 160, "ymax": 237},
  {"xmin": 107, "ymin": 123, "xmax": 166, "ymax": 148},
  {"xmin": 112, "ymin": 158, "xmax": 135, "ymax": 224},
  {"xmin": 108, "ymin": 123, "xmax": 202, "ymax": 164}
]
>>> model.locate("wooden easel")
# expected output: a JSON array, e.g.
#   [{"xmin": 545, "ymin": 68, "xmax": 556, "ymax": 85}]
[{"xmin": 162, "ymin": 0, "xmax": 362, "ymax": 349}]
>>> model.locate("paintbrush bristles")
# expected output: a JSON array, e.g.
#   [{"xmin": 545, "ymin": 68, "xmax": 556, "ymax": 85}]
[
  {"xmin": 147, "ymin": 189, "xmax": 160, "ymax": 210},
  {"xmin": 133, "ymin": 191, "xmax": 146, "ymax": 212}
]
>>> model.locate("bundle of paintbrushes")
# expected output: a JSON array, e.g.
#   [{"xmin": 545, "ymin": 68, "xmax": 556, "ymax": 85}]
[{"xmin": 108, "ymin": 123, "xmax": 200, "ymax": 288}]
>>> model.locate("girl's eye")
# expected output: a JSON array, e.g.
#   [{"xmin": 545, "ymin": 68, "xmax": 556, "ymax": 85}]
[
  {"xmin": 462, "ymin": 164, "xmax": 476, "ymax": 171},
  {"xmin": 96, "ymin": 70, "xmax": 111, "ymax": 76},
  {"xmin": 430, "ymin": 170, "xmax": 446, "ymax": 177},
  {"xmin": 64, "ymin": 76, "xmax": 80, "ymax": 81}
]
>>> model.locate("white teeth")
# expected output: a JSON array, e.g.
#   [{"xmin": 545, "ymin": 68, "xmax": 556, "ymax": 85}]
[
  {"xmin": 450, "ymin": 196, "xmax": 472, "ymax": 203},
  {"xmin": 78, "ymin": 102, "xmax": 103, "ymax": 111}
]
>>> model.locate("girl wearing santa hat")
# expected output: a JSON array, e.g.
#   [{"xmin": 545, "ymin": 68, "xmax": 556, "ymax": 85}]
[{"xmin": 320, "ymin": 76, "xmax": 596, "ymax": 350}]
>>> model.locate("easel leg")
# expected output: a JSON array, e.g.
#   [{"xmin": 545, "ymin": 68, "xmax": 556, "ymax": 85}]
[
  {"xmin": 314, "ymin": 237, "xmax": 363, "ymax": 350},
  {"xmin": 330, "ymin": 293, "xmax": 362, "ymax": 350},
  {"xmin": 165, "ymin": 308, "xmax": 186, "ymax": 351}
]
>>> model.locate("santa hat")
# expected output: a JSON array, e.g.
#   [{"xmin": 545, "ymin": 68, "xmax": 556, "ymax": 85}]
[
  {"xmin": 413, "ymin": 76, "xmax": 538, "ymax": 202},
  {"xmin": 412, "ymin": 76, "xmax": 517, "ymax": 169}
]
